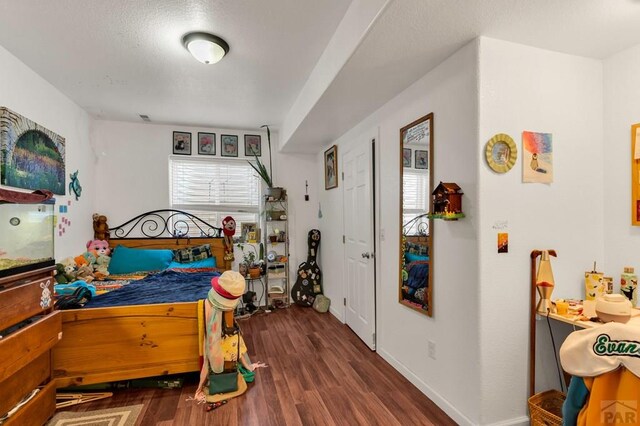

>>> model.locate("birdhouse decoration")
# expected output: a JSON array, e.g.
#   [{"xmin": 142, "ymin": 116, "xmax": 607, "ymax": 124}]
[{"xmin": 431, "ymin": 182, "xmax": 464, "ymax": 220}]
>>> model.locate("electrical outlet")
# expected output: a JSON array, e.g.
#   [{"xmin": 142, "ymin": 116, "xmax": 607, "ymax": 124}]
[{"xmin": 428, "ymin": 340, "xmax": 436, "ymax": 360}]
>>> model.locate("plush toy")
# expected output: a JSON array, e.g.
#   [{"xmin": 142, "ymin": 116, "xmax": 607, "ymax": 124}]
[
  {"xmin": 75, "ymin": 265, "xmax": 94, "ymax": 283},
  {"xmin": 54, "ymin": 263, "xmax": 73, "ymax": 284},
  {"xmin": 94, "ymin": 255, "xmax": 111, "ymax": 280},
  {"xmin": 74, "ymin": 254, "xmax": 89, "ymax": 268},
  {"xmin": 59, "ymin": 257, "xmax": 78, "ymax": 281},
  {"xmin": 92, "ymin": 214, "xmax": 110, "ymax": 241},
  {"xmin": 222, "ymin": 216, "xmax": 236, "ymax": 262},
  {"xmin": 86, "ymin": 239, "xmax": 110, "ymax": 257}
]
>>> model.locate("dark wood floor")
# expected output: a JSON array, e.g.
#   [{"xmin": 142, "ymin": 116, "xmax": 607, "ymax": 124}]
[{"xmin": 56, "ymin": 306, "xmax": 456, "ymax": 425}]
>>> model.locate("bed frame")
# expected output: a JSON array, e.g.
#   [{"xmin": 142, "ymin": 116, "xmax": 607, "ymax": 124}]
[{"xmin": 52, "ymin": 210, "xmax": 231, "ymax": 388}]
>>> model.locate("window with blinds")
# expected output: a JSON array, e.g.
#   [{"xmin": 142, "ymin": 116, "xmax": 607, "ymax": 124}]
[
  {"xmin": 169, "ymin": 157, "xmax": 260, "ymax": 235},
  {"xmin": 403, "ymin": 169, "xmax": 429, "ymax": 228}
]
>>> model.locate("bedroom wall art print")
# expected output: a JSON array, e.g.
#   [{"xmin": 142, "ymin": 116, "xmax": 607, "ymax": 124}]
[
  {"xmin": 522, "ymin": 131, "xmax": 553, "ymax": 184},
  {"xmin": 0, "ymin": 107, "xmax": 66, "ymax": 194}
]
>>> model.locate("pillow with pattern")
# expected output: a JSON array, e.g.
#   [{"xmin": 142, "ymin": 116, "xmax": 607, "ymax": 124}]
[
  {"xmin": 174, "ymin": 244, "xmax": 212, "ymax": 263},
  {"xmin": 405, "ymin": 241, "xmax": 428, "ymax": 257}
]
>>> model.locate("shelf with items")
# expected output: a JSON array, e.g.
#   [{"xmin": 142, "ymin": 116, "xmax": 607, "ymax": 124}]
[{"xmin": 263, "ymin": 196, "xmax": 289, "ymax": 308}]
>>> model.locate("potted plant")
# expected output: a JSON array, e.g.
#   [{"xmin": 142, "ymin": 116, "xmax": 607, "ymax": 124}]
[
  {"xmin": 237, "ymin": 243, "xmax": 264, "ymax": 278},
  {"xmin": 248, "ymin": 125, "xmax": 285, "ymax": 200}
]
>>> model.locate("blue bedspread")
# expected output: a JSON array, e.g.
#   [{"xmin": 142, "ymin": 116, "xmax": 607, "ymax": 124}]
[{"xmin": 85, "ymin": 270, "xmax": 220, "ymax": 308}]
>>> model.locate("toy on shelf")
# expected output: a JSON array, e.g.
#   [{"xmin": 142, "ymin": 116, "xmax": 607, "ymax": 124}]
[{"xmin": 430, "ymin": 182, "xmax": 465, "ymax": 220}]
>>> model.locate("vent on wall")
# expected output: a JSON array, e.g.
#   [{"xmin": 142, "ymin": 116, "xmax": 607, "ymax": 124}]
[{"xmin": 139, "ymin": 114, "xmax": 151, "ymax": 122}]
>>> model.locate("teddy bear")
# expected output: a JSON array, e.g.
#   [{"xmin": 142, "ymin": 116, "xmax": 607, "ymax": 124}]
[
  {"xmin": 86, "ymin": 239, "xmax": 110, "ymax": 257},
  {"xmin": 93, "ymin": 255, "xmax": 111, "ymax": 280},
  {"xmin": 92, "ymin": 214, "xmax": 110, "ymax": 241}
]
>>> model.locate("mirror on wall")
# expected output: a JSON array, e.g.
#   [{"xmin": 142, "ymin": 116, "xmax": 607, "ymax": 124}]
[{"xmin": 399, "ymin": 113, "xmax": 434, "ymax": 316}]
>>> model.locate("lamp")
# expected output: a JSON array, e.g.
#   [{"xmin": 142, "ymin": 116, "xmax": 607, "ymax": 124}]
[
  {"xmin": 535, "ymin": 250, "xmax": 555, "ymax": 314},
  {"xmin": 182, "ymin": 32, "xmax": 229, "ymax": 64}
]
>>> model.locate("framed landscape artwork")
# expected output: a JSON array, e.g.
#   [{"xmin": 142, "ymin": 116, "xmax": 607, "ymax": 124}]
[{"xmin": 0, "ymin": 107, "xmax": 66, "ymax": 194}]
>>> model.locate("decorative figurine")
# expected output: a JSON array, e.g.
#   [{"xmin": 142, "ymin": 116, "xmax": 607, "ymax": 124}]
[
  {"xmin": 222, "ymin": 216, "xmax": 236, "ymax": 262},
  {"xmin": 431, "ymin": 182, "xmax": 464, "ymax": 220},
  {"xmin": 69, "ymin": 170, "xmax": 82, "ymax": 200}
]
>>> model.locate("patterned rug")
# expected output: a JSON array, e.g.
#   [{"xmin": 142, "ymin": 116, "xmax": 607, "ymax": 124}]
[{"xmin": 47, "ymin": 405, "xmax": 142, "ymax": 426}]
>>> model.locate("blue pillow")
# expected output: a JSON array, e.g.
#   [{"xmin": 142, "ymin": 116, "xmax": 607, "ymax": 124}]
[
  {"xmin": 108, "ymin": 245, "xmax": 173, "ymax": 275},
  {"xmin": 167, "ymin": 257, "xmax": 217, "ymax": 269},
  {"xmin": 405, "ymin": 252, "xmax": 429, "ymax": 263}
]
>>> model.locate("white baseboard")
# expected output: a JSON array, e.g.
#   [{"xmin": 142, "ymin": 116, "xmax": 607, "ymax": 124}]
[
  {"xmin": 378, "ymin": 347, "xmax": 476, "ymax": 426},
  {"xmin": 379, "ymin": 347, "xmax": 530, "ymax": 426},
  {"xmin": 329, "ymin": 305, "xmax": 344, "ymax": 322}
]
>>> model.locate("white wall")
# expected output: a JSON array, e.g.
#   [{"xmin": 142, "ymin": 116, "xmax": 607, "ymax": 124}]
[
  {"xmin": 0, "ymin": 44, "xmax": 96, "ymax": 259},
  {"xmin": 318, "ymin": 40, "xmax": 481, "ymax": 425},
  {"xmin": 478, "ymin": 38, "xmax": 603, "ymax": 425},
  {"xmin": 92, "ymin": 120, "xmax": 318, "ymax": 273},
  {"xmin": 604, "ymin": 43, "xmax": 640, "ymax": 291}
]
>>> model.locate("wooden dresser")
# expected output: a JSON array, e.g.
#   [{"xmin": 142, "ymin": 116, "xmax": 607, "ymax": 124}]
[{"xmin": 0, "ymin": 266, "xmax": 61, "ymax": 426}]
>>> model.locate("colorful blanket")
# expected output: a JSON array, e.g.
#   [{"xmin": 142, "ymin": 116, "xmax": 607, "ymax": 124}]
[{"xmin": 85, "ymin": 270, "xmax": 220, "ymax": 308}]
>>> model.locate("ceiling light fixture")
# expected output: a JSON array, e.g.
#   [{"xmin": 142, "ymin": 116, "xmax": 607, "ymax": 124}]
[{"xmin": 182, "ymin": 32, "xmax": 229, "ymax": 65}]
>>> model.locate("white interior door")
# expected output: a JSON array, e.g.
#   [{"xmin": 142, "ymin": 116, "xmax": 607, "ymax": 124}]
[{"xmin": 343, "ymin": 136, "xmax": 376, "ymax": 350}]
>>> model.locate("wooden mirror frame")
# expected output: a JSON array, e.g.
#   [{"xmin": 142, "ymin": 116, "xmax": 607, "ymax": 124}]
[{"xmin": 399, "ymin": 113, "xmax": 434, "ymax": 316}]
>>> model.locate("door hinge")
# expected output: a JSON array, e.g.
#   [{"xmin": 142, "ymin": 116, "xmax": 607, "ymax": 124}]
[
  {"xmin": 342, "ymin": 235, "xmax": 345, "ymax": 244},
  {"xmin": 343, "ymin": 297, "xmax": 346, "ymax": 306},
  {"xmin": 341, "ymin": 172, "xmax": 344, "ymax": 181},
  {"xmin": 373, "ymin": 332, "xmax": 376, "ymax": 343}
]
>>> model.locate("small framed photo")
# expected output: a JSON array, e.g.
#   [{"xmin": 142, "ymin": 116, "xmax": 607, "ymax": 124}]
[
  {"xmin": 415, "ymin": 150, "xmax": 428, "ymax": 169},
  {"xmin": 403, "ymin": 148, "xmax": 411, "ymax": 168},
  {"xmin": 244, "ymin": 134, "xmax": 262, "ymax": 157},
  {"xmin": 241, "ymin": 222, "xmax": 258, "ymax": 242},
  {"xmin": 198, "ymin": 132, "xmax": 216, "ymax": 155},
  {"xmin": 173, "ymin": 131, "xmax": 192, "ymax": 155},
  {"xmin": 324, "ymin": 145, "xmax": 338, "ymax": 190},
  {"xmin": 221, "ymin": 134, "xmax": 239, "ymax": 157}
]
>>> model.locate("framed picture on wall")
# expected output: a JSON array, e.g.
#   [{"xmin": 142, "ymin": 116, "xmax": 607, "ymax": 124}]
[
  {"xmin": 198, "ymin": 132, "xmax": 216, "ymax": 155},
  {"xmin": 403, "ymin": 148, "xmax": 412, "ymax": 168},
  {"xmin": 173, "ymin": 131, "xmax": 192, "ymax": 155},
  {"xmin": 244, "ymin": 134, "xmax": 261, "ymax": 156},
  {"xmin": 415, "ymin": 150, "xmax": 428, "ymax": 169},
  {"xmin": 221, "ymin": 135, "xmax": 239, "ymax": 157},
  {"xmin": 324, "ymin": 145, "xmax": 338, "ymax": 190}
]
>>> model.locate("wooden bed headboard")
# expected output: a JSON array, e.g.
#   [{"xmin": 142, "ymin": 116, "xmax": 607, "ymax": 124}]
[{"xmin": 93, "ymin": 210, "xmax": 231, "ymax": 271}]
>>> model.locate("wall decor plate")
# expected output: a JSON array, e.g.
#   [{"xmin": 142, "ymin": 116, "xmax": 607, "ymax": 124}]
[{"xmin": 485, "ymin": 133, "xmax": 517, "ymax": 173}]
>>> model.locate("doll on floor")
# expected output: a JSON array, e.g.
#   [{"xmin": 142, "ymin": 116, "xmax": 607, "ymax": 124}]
[{"xmin": 194, "ymin": 271, "xmax": 266, "ymax": 403}]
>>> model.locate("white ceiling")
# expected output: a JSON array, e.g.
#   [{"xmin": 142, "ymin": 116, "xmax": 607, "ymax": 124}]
[
  {"xmin": 0, "ymin": 0, "xmax": 350, "ymax": 130},
  {"xmin": 1, "ymin": 0, "xmax": 640, "ymax": 152}
]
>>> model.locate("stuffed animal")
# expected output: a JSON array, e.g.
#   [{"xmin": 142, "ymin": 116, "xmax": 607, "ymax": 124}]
[
  {"xmin": 54, "ymin": 263, "xmax": 73, "ymax": 284},
  {"xmin": 92, "ymin": 214, "xmax": 110, "ymax": 241},
  {"xmin": 60, "ymin": 257, "xmax": 77, "ymax": 277},
  {"xmin": 222, "ymin": 216, "xmax": 236, "ymax": 261},
  {"xmin": 86, "ymin": 239, "xmax": 110, "ymax": 257},
  {"xmin": 75, "ymin": 265, "xmax": 94, "ymax": 283},
  {"xmin": 94, "ymin": 255, "xmax": 111, "ymax": 280}
]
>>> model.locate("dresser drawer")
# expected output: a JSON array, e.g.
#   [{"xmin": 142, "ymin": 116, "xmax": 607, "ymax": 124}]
[
  {"xmin": 4, "ymin": 380, "xmax": 56, "ymax": 426},
  {"xmin": 0, "ymin": 275, "xmax": 54, "ymax": 331},
  {"xmin": 0, "ymin": 311, "xmax": 61, "ymax": 381},
  {"xmin": 0, "ymin": 352, "xmax": 50, "ymax": 416}
]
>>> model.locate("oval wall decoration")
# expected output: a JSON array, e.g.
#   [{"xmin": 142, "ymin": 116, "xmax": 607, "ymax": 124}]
[{"xmin": 486, "ymin": 133, "xmax": 517, "ymax": 173}]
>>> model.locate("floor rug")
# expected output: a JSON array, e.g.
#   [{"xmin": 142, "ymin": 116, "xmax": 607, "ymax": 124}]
[{"xmin": 47, "ymin": 404, "xmax": 142, "ymax": 426}]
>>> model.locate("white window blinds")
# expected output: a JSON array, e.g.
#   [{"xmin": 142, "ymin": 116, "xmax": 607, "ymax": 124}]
[
  {"xmin": 170, "ymin": 157, "xmax": 260, "ymax": 212},
  {"xmin": 403, "ymin": 169, "xmax": 429, "ymax": 212}
]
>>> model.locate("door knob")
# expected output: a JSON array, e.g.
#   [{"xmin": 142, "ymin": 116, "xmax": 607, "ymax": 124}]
[{"xmin": 361, "ymin": 252, "xmax": 370, "ymax": 258}]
